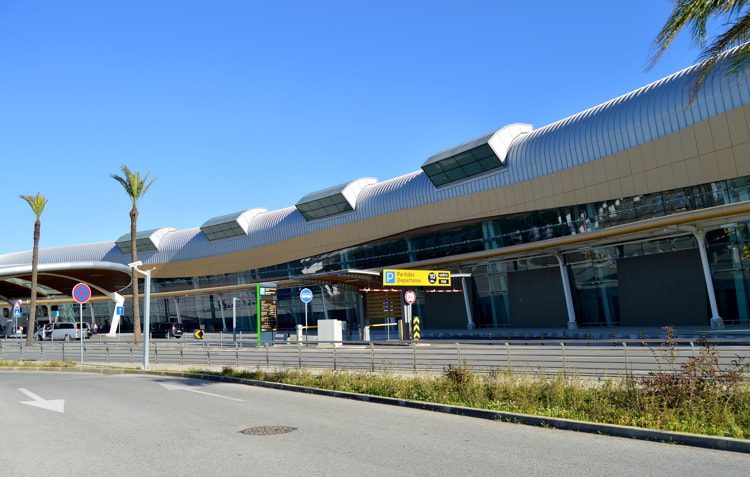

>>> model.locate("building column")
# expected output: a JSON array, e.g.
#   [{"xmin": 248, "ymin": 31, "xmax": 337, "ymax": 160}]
[
  {"xmin": 556, "ymin": 254, "xmax": 578, "ymax": 330},
  {"xmin": 461, "ymin": 277, "xmax": 475, "ymax": 330},
  {"xmin": 694, "ymin": 230, "xmax": 725, "ymax": 329}
]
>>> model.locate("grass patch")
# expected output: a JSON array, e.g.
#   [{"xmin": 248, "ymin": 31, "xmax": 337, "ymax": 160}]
[
  {"xmin": 205, "ymin": 336, "xmax": 750, "ymax": 439},
  {"xmin": 0, "ymin": 359, "xmax": 76, "ymax": 368}
]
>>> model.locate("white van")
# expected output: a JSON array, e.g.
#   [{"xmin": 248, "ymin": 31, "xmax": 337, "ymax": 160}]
[{"xmin": 36, "ymin": 323, "xmax": 83, "ymax": 341}]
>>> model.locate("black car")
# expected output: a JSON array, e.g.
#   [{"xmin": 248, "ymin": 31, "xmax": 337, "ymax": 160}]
[{"xmin": 151, "ymin": 322, "xmax": 183, "ymax": 339}]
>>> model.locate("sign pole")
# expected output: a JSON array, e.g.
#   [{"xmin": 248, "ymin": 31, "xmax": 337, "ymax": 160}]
[
  {"xmin": 71, "ymin": 283, "xmax": 92, "ymax": 362},
  {"xmin": 299, "ymin": 288, "xmax": 313, "ymax": 343},
  {"xmin": 80, "ymin": 303, "xmax": 84, "ymax": 363}
]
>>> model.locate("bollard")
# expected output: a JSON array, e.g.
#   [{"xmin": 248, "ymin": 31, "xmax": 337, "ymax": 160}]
[
  {"xmin": 363, "ymin": 326, "xmax": 371, "ymax": 342},
  {"xmin": 296, "ymin": 324, "xmax": 303, "ymax": 343}
]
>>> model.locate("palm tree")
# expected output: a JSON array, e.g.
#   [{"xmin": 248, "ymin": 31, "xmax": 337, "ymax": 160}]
[
  {"xmin": 650, "ymin": 0, "xmax": 750, "ymax": 99},
  {"xmin": 111, "ymin": 165, "xmax": 156, "ymax": 344},
  {"xmin": 20, "ymin": 193, "xmax": 48, "ymax": 346}
]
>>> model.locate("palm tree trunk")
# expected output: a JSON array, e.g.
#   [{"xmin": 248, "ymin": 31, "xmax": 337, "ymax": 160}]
[
  {"xmin": 131, "ymin": 206, "xmax": 142, "ymax": 344},
  {"xmin": 24, "ymin": 219, "xmax": 40, "ymax": 346}
]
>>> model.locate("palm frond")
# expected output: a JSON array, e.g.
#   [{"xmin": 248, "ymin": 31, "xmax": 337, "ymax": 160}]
[
  {"xmin": 111, "ymin": 164, "xmax": 157, "ymax": 205},
  {"xmin": 19, "ymin": 193, "xmax": 48, "ymax": 218}
]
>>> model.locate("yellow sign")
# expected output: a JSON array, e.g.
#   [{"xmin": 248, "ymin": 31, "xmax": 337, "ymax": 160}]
[{"xmin": 382, "ymin": 269, "xmax": 452, "ymax": 287}]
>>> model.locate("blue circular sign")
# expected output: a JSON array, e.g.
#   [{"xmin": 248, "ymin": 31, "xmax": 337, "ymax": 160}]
[
  {"xmin": 299, "ymin": 288, "xmax": 313, "ymax": 304},
  {"xmin": 72, "ymin": 283, "xmax": 92, "ymax": 304}
]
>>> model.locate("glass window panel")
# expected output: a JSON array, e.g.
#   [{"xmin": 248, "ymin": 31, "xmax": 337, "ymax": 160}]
[
  {"xmin": 478, "ymin": 156, "xmax": 501, "ymax": 170},
  {"xmin": 461, "ymin": 161, "xmax": 484, "ymax": 177},
  {"xmin": 423, "ymin": 163, "xmax": 443, "ymax": 175},
  {"xmin": 454, "ymin": 152, "xmax": 474, "ymax": 167},
  {"xmin": 471, "ymin": 144, "xmax": 494, "ymax": 159},
  {"xmin": 445, "ymin": 168, "xmax": 467, "ymax": 181},
  {"xmin": 317, "ymin": 196, "xmax": 334, "ymax": 207},
  {"xmin": 438, "ymin": 157, "xmax": 458, "ymax": 171},
  {"xmin": 431, "ymin": 173, "xmax": 450, "ymax": 186}
]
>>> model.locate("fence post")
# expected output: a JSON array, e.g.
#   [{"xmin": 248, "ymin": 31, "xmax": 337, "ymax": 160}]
[
  {"xmin": 19, "ymin": 342, "xmax": 23, "ymax": 361},
  {"xmin": 235, "ymin": 343, "xmax": 239, "ymax": 367},
  {"xmin": 298, "ymin": 344, "xmax": 302, "ymax": 369},
  {"xmin": 207, "ymin": 348, "xmax": 211, "ymax": 366},
  {"xmin": 62, "ymin": 342, "xmax": 65, "ymax": 362},
  {"xmin": 266, "ymin": 345, "xmax": 270, "ymax": 369},
  {"xmin": 456, "ymin": 342, "xmax": 462, "ymax": 366},
  {"xmin": 370, "ymin": 342, "xmax": 375, "ymax": 372},
  {"xmin": 333, "ymin": 345, "xmax": 337, "ymax": 371},
  {"xmin": 180, "ymin": 343, "xmax": 184, "ymax": 366},
  {"xmin": 129, "ymin": 345, "xmax": 133, "ymax": 363},
  {"xmin": 622, "ymin": 342, "xmax": 628, "ymax": 374},
  {"xmin": 412, "ymin": 341, "xmax": 417, "ymax": 373},
  {"xmin": 83, "ymin": 345, "xmax": 86, "ymax": 364},
  {"xmin": 561, "ymin": 342, "xmax": 566, "ymax": 375},
  {"xmin": 154, "ymin": 343, "xmax": 158, "ymax": 365},
  {"xmin": 106, "ymin": 345, "xmax": 109, "ymax": 364},
  {"xmin": 505, "ymin": 342, "xmax": 510, "ymax": 372}
]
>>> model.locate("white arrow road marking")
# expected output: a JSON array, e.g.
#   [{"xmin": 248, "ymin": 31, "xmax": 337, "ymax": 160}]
[
  {"xmin": 158, "ymin": 382, "xmax": 245, "ymax": 402},
  {"xmin": 18, "ymin": 388, "xmax": 65, "ymax": 414}
]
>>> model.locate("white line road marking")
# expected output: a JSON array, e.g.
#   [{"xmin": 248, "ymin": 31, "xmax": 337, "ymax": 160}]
[
  {"xmin": 158, "ymin": 382, "xmax": 245, "ymax": 402},
  {"xmin": 18, "ymin": 388, "xmax": 65, "ymax": 413}
]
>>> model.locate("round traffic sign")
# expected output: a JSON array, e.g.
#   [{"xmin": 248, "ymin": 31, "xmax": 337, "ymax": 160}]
[
  {"xmin": 403, "ymin": 289, "xmax": 417, "ymax": 305},
  {"xmin": 299, "ymin": 288, "xmax": 313, "ymax": 304},
  {"xmin": 72, "ymin": 283, "xmax": 92, "ymax": 304}
]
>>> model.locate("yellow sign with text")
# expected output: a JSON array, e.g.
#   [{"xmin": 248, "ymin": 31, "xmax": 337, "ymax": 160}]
[{"xmin": 382, "ymin": 269, "xmax": 452, "ymax": 287}]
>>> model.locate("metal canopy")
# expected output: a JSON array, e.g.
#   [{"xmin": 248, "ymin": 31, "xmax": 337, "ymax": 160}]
[{"xmin": 0, "ymin": 261, "xmax": 133, "ymax": 302}]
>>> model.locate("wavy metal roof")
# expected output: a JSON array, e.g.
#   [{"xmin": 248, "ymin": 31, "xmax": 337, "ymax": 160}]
[{"xmin": 2, "ymin": 55, "xmax": 748, "ymax": 268}]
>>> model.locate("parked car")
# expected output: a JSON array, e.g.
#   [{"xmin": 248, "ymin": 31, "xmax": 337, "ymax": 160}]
[
  {"xmin": 76, "ymin": 322, "xmax": 93, "ymax": 338},
  {"xmin": 151, "ymin": 322, "xmax": 183, "ymax": 339},
  {"xmin": 36, "ymin": 322, "xmax": 85, "ymax": 341}
]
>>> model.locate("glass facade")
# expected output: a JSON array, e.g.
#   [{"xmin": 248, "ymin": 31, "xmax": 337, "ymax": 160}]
[{"xmin": 101, "ymin": 175, "xmax": 750, "ymax": 332}]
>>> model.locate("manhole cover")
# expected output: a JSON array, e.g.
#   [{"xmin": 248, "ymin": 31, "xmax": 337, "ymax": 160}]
[{"xmin": 240, "ymin": 426, "xmax": 297, "ymax": 436}]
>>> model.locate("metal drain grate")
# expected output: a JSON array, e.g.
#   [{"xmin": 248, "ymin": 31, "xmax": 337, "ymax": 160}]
[{"xmin": 240, "ymin": 426, "xmax": 297, "ymax": 436}]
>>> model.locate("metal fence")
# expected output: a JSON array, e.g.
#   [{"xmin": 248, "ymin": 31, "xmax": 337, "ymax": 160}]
[{"xmin": 2, "ymin": 337, "xmax": 749, "ymax": 377}]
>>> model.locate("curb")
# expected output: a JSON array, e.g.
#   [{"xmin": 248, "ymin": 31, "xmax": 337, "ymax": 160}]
[{"xmin": 3, "ymin": 366, "xmax": 749, "ymax": 453}]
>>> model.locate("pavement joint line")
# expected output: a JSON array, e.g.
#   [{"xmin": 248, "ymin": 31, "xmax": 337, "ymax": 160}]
[{"xmin": 1, "ymin": 366, "xmax": 749, "ymax": 454}]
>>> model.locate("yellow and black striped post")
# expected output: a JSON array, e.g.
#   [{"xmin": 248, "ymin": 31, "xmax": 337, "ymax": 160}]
[{"xmin": 412, "ymin": 316, "xmax": 421, "ymax": 341}]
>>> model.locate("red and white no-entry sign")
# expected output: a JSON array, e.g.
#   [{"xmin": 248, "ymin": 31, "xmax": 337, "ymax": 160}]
[{"xmin": 403, "ymin": 289, "xmax": 417, "ymax": 305}]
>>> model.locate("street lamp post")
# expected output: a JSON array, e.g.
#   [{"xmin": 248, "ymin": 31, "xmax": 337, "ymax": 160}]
[
  {"xmin": 232, "ymin": 297, "xmax": 238, "ymax": 344},
  {"xmin": 128, "ymin": 261, "xmax": 152, "ymax": 370}
]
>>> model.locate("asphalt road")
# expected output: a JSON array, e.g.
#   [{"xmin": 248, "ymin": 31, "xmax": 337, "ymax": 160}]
[{"xmin": 1, "ymin": 372, "xmax": 749, "ymax": 477}]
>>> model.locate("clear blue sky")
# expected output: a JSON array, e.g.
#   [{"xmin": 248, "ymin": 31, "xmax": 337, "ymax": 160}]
[{"xmin": 0, "ymin": 1, "xmax": 704, "ymax": 253}]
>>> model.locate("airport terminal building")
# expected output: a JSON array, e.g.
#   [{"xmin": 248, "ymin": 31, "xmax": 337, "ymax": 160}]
[{"xmin": 1, "ymin": 56, "xmax": 750, "ymax": 337}]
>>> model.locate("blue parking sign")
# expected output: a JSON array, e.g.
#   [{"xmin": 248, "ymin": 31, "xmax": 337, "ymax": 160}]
[
  {"xmin": 116, "ymin": 306, "xmax": 125, "ymax": 315},
  {"xmin": 385, "ymin": 270, "xmax": 396, "ymax": 284}
]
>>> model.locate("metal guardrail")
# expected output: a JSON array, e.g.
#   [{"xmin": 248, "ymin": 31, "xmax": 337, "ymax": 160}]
[{"xmin": 2, "ymin": 337, "xmax": 749, "ymax": 377}]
